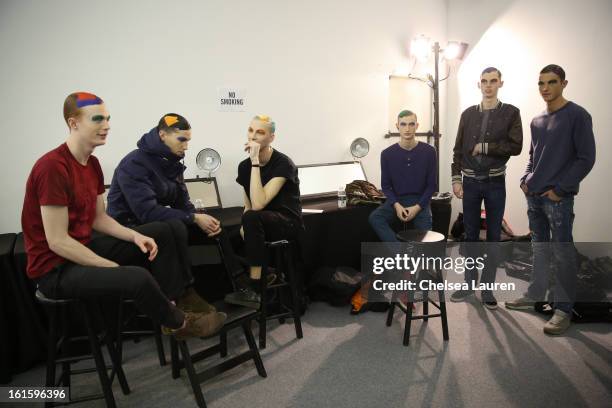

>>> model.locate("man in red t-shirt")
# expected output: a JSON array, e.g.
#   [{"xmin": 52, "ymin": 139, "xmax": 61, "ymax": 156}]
[{"xmin": 21, "ymin": 92, "xmax": 226, "ymax": 339}]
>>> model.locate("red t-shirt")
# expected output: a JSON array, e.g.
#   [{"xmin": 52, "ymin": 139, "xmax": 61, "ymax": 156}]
[{"xmin": 21, "ymin": 143, "xmax": 105, "ymax": 279}]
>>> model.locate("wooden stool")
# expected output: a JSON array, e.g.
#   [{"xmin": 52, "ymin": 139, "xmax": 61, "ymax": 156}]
[
  {"xmin": 169, "ymin": 302, "xmax": 267, "ymax": 408},
  {"xmin": 258, "ymin": 239, "xmax": 304, "ymax": 349},
  {"xmin": 114, "ymin": 298, "xmax": 167, "ymax": 368},
  {"xmin": 385, "ymin": 230, "xmax": 450, "ymax": 346}
]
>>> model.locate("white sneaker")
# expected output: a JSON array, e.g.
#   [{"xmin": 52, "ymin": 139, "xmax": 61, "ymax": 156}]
[
  {"xmin": 543, "ymin": 309, "xmax": 571, "ymax": 335},
  {"xmin": 505, "ymin": 295, "xmax": 536, "ymax": 310}
]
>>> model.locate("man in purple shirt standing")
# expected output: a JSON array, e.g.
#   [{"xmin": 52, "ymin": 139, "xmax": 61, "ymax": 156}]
[
  {"xmin": 506, "ymin": 65, "xmax": 596, "ymax": 336},
  {"xmin": 369, "ymin": 110, "xmax": 437, "ymax": 240}
]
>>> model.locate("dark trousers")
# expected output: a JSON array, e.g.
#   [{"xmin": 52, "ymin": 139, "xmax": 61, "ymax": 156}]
[
  {"xmin": 186, "ymin": 225, "xmax": 243, "ymax": 279},
  {"xmin": 242, "ymin": 210, "xmax": 301, "ymax": 266},
  {"xmin": 36, "ymin": 220, "xmax": 191, "ymax": 329},
  {"xmin": 462, "ymin": 176, "xmax": 506, "ymax": 286}
]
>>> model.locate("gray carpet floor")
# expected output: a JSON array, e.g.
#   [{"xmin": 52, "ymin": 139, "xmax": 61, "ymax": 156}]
[{"xmin": 7, "ymin": 300, "xmax": 612, "ymax": 408}]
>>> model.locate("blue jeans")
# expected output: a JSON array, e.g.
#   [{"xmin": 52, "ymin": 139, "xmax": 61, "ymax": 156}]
[
  {"xmin": 526, "ymin": 195, "xmax": 576, "ymax": 313},
  {"xmin": 368, "ymin": 195, "xmax": 432, "ymax": 242},
  {"xmin": 462, "ymin": 176, "xmax": 506, "ymax": 286}
]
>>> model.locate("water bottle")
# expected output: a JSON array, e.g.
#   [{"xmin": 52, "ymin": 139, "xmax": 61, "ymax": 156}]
[{"xmin": 337, "ymin": 186, "xmax": 347, "ymax": 208}]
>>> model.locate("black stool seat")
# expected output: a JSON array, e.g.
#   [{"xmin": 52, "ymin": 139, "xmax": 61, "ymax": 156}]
[
  {"xmin": 386, "ymin": 230, "xmax": 450, "ymax": 346},
  {"xmin": 218, "ymin": 302, "xmax": 261, "ymax": 325},
  {"xmin": 36, "ymin": 290, "xmax": 75, "ymax": 304},
  {"xmin": 170, "ymin": 302, "xmax": 267, "ymax": 408},
  {"xmin": 36, "ymin": 289, "xmax": 130, "ymax": 408},
  {"xmin": 396, "ymin": 230, "xmax": 445, "ymax": 243}
]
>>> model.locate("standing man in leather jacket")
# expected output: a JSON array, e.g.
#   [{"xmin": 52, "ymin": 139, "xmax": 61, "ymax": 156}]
[{"xmin": 450, "ymin": 67, "xmax": 523, "ymax": 309}]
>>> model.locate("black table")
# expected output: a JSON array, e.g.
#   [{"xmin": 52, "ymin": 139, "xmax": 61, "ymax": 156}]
[
  {"xmin": 209, "ymin": 197, "xmax": 451, "ymax": 274},
  {"xmin": 1, "ymin": 233, "xmax": 47, "ymax": 383},
  {"xmin": 209, "ymin": 198, "xmax": 380, "ymax": 273},
  {"xmin": 0, "ymin": 233, "xmax": 17, "ymax": 383}
]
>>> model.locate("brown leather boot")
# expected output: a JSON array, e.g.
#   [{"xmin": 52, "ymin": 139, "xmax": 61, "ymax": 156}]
[
  {"xmin": 177, "ymin": 287, "xmax": 216, "ymax": 314},
  {"xmin": 163, "ymin": 311, "xmax": 227, "ymax": 340}
]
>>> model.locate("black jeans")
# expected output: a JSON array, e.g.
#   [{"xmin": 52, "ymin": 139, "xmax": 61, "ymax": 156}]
[
  {"xmin": 186, "ymin": 224, "xmax": 243, "ymax": 279},
  {"xmin": 242, "ymin": 210, "xmax": 301, "ymax": 266},
  {"xmin": 36, "ymin": 220, "xmax": 191, "ymax": 329}
]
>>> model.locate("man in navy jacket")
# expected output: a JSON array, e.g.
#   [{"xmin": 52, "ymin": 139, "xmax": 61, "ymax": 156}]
[
  {"xmin": 107, "ymin": 114, "xmax": 221, "ymax": 233},
  {"xmin": 107, "ymin": 114, "xmax": 230, "ymax": 313}
]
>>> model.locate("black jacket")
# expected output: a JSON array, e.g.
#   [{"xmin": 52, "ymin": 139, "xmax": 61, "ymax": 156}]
[{"xmin": 451, "ymin": 102, "xmax": 523, "ymax": 182}]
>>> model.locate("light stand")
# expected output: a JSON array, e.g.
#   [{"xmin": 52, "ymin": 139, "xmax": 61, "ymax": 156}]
[
  {"xmin": 432, "ymin": 41, "xmax": 441, "ymax": 188},
  {"xmin": 386, "ymin": 37, "xmax": 468, "ymax": 190}
]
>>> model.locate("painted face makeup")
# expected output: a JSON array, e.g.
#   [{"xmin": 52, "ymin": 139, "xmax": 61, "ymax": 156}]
[
  {"xmin": 91, "ymin": 114, "xmax": 110, "ymax": 123},
  {"xmin": 164, "ymin": 115, "xmax": 179, "ymax": 127},
  {"xmin": 161, "ymin": 129, "xmax": 192, "ymax": 157},
  {"xmin": 75, "ymin": 92, "xmax": 103, "ymax": 108},
  {"xmin": 247, "ymin": 120, "xmax": 274, "ymax": 147},
  {"xmin": 397, "ymin": 114, "xmax": 418, "ymax": 137},
  {"xmin": 538, "ymin": 72, "xmax": 566, "ymax": 103},
  {"xmin": 74, "ymin": 103, "xmax": 111, "ymax": 147},
  {"xmin": 248, "ymin": 126, "xmax": 268, "ymax": 138}
]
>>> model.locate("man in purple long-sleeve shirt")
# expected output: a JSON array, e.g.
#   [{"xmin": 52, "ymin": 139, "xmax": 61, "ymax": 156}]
[
  {"xmin": 350, "ymin": 110, "xmax": 435, "ymax": 314},
  {"xmin": 368, "ymin": 110, "xmax": 437, "ymax": 242},
  {"xmin": 506, "ymin": 65, "xmax": 596, "ymax": 336}
]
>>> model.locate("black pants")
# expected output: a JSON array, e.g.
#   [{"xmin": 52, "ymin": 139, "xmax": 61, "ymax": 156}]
[
  {"xmin": 186, "ymin": 225, "xmax": 244, "ymax": 279},
  {"xmin": 36, "ymin": 220, "xmax": 191, "ymax": 329},
  {"xmin": 242, "ymin": 210, "xmax": 301, "ymax": 266}
]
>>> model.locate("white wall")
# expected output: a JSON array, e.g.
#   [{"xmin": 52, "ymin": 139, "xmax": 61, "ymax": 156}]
[
  {"xmin": 6, "ymin": 0, "xmax": 608, "ymax": 240},
  {"xmin": 0, "ymin": 0, "xmax": 446, "ymax": 233},
  {"xmin": 445, "ymin": 0, "xmax": 612, "ymax": 241}
]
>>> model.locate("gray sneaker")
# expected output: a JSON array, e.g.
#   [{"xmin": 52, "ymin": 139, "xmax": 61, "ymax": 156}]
[
  {"xmin": 505, "ymin": 295, "xmax": 536, "ymax": 310},
  {"xmin": 543, "ymin": 309, "xmax": 571, "ymax": 335},
  {"xmin": 450, "ymin": 289, "xmax": 475, "ymax": 302},
  {"xmin": 481, "ymin": 291, "xmax": 498, "ymax": 310}
]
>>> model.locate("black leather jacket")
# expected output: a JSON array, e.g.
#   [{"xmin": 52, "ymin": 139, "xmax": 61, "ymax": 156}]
[{"xmin": 451, "ymin": 102, "xmax": 523, "ymax": 182}]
